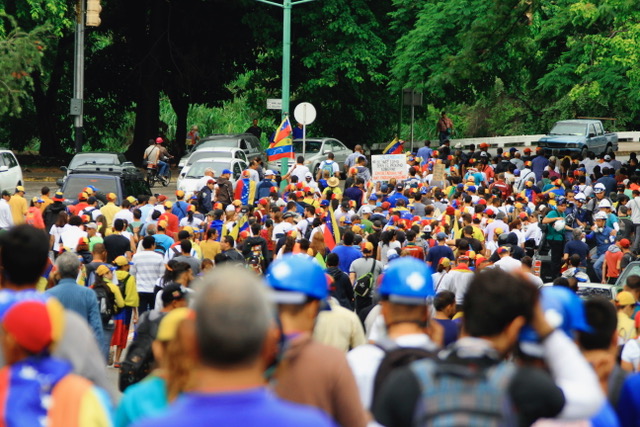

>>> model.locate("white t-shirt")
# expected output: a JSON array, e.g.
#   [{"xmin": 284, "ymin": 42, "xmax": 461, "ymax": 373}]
[
  {"xmin": 493, "ymin": 256, "xmax": 522, "ymax": 273},
  {"xmin": 272, "ymin": 221, "xmax": 293, "ymax": 241},
  {"xmin": 114, "ymin": 209, "xmax": 134, "ymax": 225},
  {"xmin": 179, "ymin": 217, "xmax": 203, "ymax": 228},
  {"xmin": 289, "ymin": 164, "xmax": 311, "ymax": 183},
  {"xmin": 50, "ymin": 224, "xmax": 70, "ymax": 250},
  {"xmin": 622, "ymin": 339, "xmax": 640, "ymax": 372}
]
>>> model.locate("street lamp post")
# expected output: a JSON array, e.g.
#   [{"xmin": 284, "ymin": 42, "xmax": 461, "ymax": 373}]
[
  {"xmin": 255, "ymin": 0, "xmax": 315, "ymax": 119},
  {"xmin": 72, "ymin": 0, "xmax": 85, "ymax": 153}
]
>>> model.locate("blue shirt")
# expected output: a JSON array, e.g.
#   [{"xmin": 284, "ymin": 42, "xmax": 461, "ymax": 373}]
[
  {"xmin": 617, "ymin": 373, "xmax": 640, "ymax": 427},
  {"xmin": 531, "ymin": 155, "xmax": 549, "ymax": 181},
  {"xmin": 171, "ymin": 201, "xmax": 190, "ymax": 220},
  {"xmin": 45, "ymin": 278, "xmax": 103, "ymax": 344},
  {"xmin": 591, "ymin": 402, "xmax": 620, "ymax": 427},
  {"xmin": 133, "ymin": 387, "xmax": 336, "ymax": 427},
  {"xmin": 331, "ymin": 245, "xmax": 362, "ymax": 274},
  {"xmin": 563, "ymin": 239, "xmax": 589, "ymax": 266},
  {"xmin": 425, "ymin": 244, "xmax": 455, "ymax": 268},
  {"xmin": 591, "ymin": 226, "xmax": 614, "ymax": 256},
  {"xmin": 416, "ymin": 146, "xmax": 432, "ymax": 163}
]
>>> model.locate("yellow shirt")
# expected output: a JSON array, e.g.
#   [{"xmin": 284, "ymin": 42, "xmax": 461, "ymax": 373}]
[
  {"xmin": 115, "ymin": 270, "xmax": 139, "ymax": 307},
  {"xmin": 618, "ymin": 311, "xmax": 636, "ymax": 343},
  {"xmin": 200, "ymin": 240, "xmax": 221, "ymax": 260},
  {"xmin": 40, "ymin": 195, "xmax": 53, "ymax": 213},
  {"xmin": 100, "ymin": 202, "xmax": 121, "ymax": 227},
  {"xmin": 192, "ymin": 241, "xmax": 203, "ymax": 260},
  {"xmin": 8, "ymin": 195, "xmax": 27, "ymax": 225},
  {"xmin": 106, "ymin": 282, "xmax": 125, "ymax": 309}
]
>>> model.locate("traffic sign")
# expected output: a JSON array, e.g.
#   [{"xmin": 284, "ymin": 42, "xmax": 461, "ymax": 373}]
[
  {"xmin": 294, "ymin": 102, "xmax": 317, "ymax": 125},
  {"xmin": 267, "ymin": 98, "xmax": 282, "ymax": 110}
]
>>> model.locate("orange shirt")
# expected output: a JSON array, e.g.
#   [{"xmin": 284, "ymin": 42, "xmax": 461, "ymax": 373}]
[{"xmin": 604, "ymin": 250, "xmax": 623, "ymax": 278}]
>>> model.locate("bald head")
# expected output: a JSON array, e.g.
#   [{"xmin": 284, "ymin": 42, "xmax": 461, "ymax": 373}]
[{"xmin": 195, "ymin": 267, "xmax": 274, "ymax": 368}]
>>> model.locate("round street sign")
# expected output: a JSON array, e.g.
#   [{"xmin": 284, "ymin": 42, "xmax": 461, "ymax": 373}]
[{"xmin": 294, "ymin": 102, "xmax": 317, "ymax": 126}]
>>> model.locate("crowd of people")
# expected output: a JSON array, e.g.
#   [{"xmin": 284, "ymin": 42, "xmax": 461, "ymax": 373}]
[{"xmin": 1, "ymin": 141, "xmax": 640, "ymax": 426}]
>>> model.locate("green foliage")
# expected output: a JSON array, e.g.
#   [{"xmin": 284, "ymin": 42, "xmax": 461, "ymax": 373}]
[{"xmin": 0, "ymin": 12, "xmax": 47, "ymax": 116}]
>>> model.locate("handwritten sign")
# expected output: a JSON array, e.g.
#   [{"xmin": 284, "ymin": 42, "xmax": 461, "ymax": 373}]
[
  {"xmin": 371, "ymin": 154, "xmax": 406, "ymax": 182},
  {"xmin": 432, "ymin": 163, "xmax": 445, "ymax": 182}
]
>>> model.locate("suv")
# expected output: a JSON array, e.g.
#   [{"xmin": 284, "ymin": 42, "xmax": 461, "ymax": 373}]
[
  {"xmin": 0, "ymin": 150, "xmax": 23, "ymax": 193},
  {"xmin": 60, "ymin": 152, "xmax": 132, "ymax": 179},
  {"xmin": 178, "ymin": 134, "xmax": 264, "ymax": 168},
  {"xmin": 56, "ymin": 164, "xmax": 151, "ymax": 205}
]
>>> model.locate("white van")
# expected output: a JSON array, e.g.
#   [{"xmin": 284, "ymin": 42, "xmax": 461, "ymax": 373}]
[{"xmin": 0, "ymin": 150, "xmax": 23, "ymax": 192}]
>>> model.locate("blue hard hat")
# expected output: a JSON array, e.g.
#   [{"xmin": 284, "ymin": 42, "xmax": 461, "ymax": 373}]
[
  {"xmin": 265, "ymin": 254, "xmax": 327, "ymax": 303},
  {"xmin": 519, "ymin": 286, "xmax": 592, "ymax": 356},
  {"xmin": 378, "ymin": 258, "xmax": 434, "ymax": 305},
  {"xmin": 400, "ymin": 211, "xmax": 413, "ymax": 220}
]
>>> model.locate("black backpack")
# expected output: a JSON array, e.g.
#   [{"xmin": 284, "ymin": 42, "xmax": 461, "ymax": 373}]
[
  {"xmin": 118, "ymin": 273, "xmax": 131, "ymax": 302},
  {"xmin": 119, "ymin": 312, "xmax": 165, "ymax": 392},
  {"xmin": 92, "ymin": 283, "xmax": 116, "ymax": 325},
  {"xmin": 371, "ymin": 339, "xmax": 434, "ymax": 408}
]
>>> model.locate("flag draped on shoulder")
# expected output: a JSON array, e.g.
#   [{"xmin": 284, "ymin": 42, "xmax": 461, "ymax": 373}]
[
  {"xmin": 323, "ymin": 205, "xmax": 341, "ymax": 251},
  {"xmin": 382, "ymin": 137, "xmax": 404, "ymax": 155},
  {"xmin": 234, "ymin": 178, "xmax": 256, "ymax": 206},
  {"xmin": 266, "ymin": 117, "xmax": 294, "ymax": 162},
  {"xmin": 229, "ymin": 215, "xmax": 249, "ymax": 240}
]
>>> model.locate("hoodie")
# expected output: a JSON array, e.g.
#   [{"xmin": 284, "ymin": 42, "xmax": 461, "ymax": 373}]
[{"xmin": 241, "ymin": 236, "xmax": 269, "ymax": 269}]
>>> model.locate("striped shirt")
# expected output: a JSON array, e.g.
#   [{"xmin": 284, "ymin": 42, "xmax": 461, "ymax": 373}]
[{"xmin": 131, "ymin": 250, "xmax": 165, "ymax": 293}]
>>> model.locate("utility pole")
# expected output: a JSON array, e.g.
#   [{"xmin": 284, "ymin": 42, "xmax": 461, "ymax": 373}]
[
  {"xmin": 71, "ymin": 0, "xmax": 101, "ymax": 153},
  {"xmin": 71, "ymin": 0, "xmax": 85, "ymax": 154},
  {"xmin": 255, "ymin": 0, "xmax": 315, "ymax": 119}
]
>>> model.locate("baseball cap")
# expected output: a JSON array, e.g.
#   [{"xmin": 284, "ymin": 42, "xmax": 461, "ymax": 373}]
[
  {"xmin": 619, "ymin": 238, "xmax": 631, "ymax": 249},
  {"xmin": 155, "ymin": 137, "xmax": 163, "ymax": 143},
  {"xmin": 524, "ymin": 147, "xmax": 532, "ymax": 153},
  {"xmin": 222, "ymin": 169, "xmax": 232, "ymax": 175},
  {"xmin": 86, "ymin": 222, "xmax": 98, "ymax": 229},
  {"xmin": 157, "ymin": 220, "xmax": 169, "ymax": 229},
  {"xmin": 156, "ymin": 307, "xmax": 193, "ymax": 342},
  {"xmin": 32, "ymin": 197, "xmax": 43, "ymax": 204},
  {"xmin": 96, "ymin": 264, "xmax": 116, "ymax": 276},
  {"xmin": 436, "ymin": 232, "xmax": 447, "ymax": 240},
  {"xmin": 2, "ymin": 300, "xmax": 64, "ymax": 354},
  {"xmin": 175, "ymin": 190, "xmax": 185, "ymax": 198},
  {"xmin": 361, "ymin": 242, "xmax": 374, "ymax": 253},
  {"xmin": 15, "ymin": 186, "xmax": 25, "ymax": 193},
  {"xmin": 164, "ymin": 201, "xmax": 173, "ymax": 209},
  {"xmin": 283, "ymin": 212, "xmax": 295, "ymax": 219},
  {"xmin": 106, "ymin": 192, "xmax": 117, "ymax": 201},
  {"xmin": 439, "ymin": 258, "xmax": 451, "ymax": 268},
  {"xmin": 617, "ymin": 291, "xmax": 636, "ymax": 306},
  {"xmin": 497, "ymin": 246, "xmax": 510, "ymax": 254},
  {"xmin": 265, "ymin": 170, "xmax": 276, "ymax": 176},
  {"xmin": 161, "ymin": 284, "xmax": 187, "ymax": 306},
  {"xmin": 604, "ymin": 155, "xmax": 612, "ymax": 161},
  {"xmin": 77, "ymin": 236, "xmax": 89, "ymax": 247},
  {"xmin": 114, "ymin": 256, "xmax": 133, "ymax": 267}
]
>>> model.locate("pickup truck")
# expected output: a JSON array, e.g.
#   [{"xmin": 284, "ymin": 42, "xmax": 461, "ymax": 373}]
[{"xmin": 536, "ymin": 119, "xmax": 618, "ymax": 157}]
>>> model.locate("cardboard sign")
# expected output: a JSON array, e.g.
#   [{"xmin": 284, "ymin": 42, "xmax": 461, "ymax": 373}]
[
  {"xmin": 432, "ymin": 163, "xmax": 446, "ymax": 182},
  {"xmin": 371, "ymin": 154, "xmax": 406, "ymax": 182}
]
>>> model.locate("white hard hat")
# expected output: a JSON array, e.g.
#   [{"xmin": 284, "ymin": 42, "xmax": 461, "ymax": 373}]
[
  {"xmin": 598, "ymin": 199, "xmax": 612, "ymax": 209},
  {"xmin": 553, "ymin": 219, "xmax": 566, "ymax": 232},
  {"xmin": 593, "ymin": 183, "xmax": 606, "ymax": 193},
  {"xmin": 594, "ymin": 211, "xmax": 608, "ymax": 220},
  {"xmin": 574, "ymin": 193, "xmax": 587, "ymax": 202}
]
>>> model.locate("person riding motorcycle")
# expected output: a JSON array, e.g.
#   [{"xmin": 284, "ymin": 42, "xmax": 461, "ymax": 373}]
[{"xmin": 143, "ymin": 137, "xmax": 173, "ymax": 181}]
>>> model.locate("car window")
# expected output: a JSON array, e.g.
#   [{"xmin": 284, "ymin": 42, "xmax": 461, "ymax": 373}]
[
  {"xmin": 64, "ymin": 176, "xmax": 117, "ymax": 197},
  {"xmin": 3, "ymin": 153, "xmax": 17, "ymax": 168},
  {"xmin": 246, "ymin": 136, "xmax": 260, "ymax": 152},
  {"xmin": 595, "ymin": 122, "xmax": 604, "ymax": 135},
  {"xmin": 188, "ymin": 151, "xmax": 232, "ymax": 166},
  {"xmin": 195, "ymin": 139, "xmax": 238, "ymax": 150},
  {"xmin": 69, "ymin": 154, "xmax": 117, "ymax": 169},
  {"xmin": 124, "ymin": 178, "xmax": 152, "ymax": 198},
  {"xmin": 186, "ymin": 161, "xmax": 229, "ymax": 178},
  {"xmin": 118, "ymin": 154, "xmax": 127, "ymax": 164},
  {"xmin": 589, "ymin": 124, "xmax": 597, "ymax": 136},
  {"xmin": 233, "ymin": 161, "xmax": 242, "ymax": 180}
]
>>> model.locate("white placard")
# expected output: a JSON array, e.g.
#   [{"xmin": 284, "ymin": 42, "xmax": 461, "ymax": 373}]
[{"xmin": 371, "ymin": 154, "xmax": 406, "ymax": 182}]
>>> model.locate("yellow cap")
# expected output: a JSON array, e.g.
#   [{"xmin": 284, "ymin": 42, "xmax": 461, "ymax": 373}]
[
  {"xmin": 616, "ymin": 291, "xmax": 636, "ymax": 306},
  {"xmin": 15, "ymin": 186, "xmax": 25, "ymax": 192},
  {"xmin": 164, "ymin": 201, "xmax": 173, "ymax": 209},
  {"xmin": 156, "ymin": 307, "xmax": 192, "ymax": 342}
]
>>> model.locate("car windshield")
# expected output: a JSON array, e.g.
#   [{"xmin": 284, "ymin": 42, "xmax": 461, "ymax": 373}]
[
  {"xmin": 186, "ymin": 162, "xmax": 228, "ymax": 179},
  {"xmin": 194, "ymin": 139, "xmax": 238, "ymax": 151},
  {"xmin": 292, "ymin": 140, "xmax": 322, "ymax": 154},
  {"xmin": 549, "ymin": 123, "xmax": 587, "ymax": 136},
  {"xmin": 618, "ymin": 263, "xmax": 640, "ymax": 286},
  {"xmin": 64, "ymin": 176, "xmax": 116, "ymax": 197},
  {"xmin": 69, "ymin": 154, "xmax": 118, "ymax": 169},
  {"xmin": 187, "ymin": 151, "xmax": 232, "ymax": 166}
]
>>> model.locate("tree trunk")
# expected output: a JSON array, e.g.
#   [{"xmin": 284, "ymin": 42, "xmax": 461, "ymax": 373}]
[
  {"xmin": 168, "ymin": 91, "xmax": 189, "ymax": 159},
  {"xmin": 126, "ymin": 0, "xmax": 166, "ymax": 164}
]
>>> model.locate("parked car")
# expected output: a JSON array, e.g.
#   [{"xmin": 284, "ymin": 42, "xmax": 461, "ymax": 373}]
[
  {"xmin": 176, "ymin": 158, "xmax": 247, "ymax": 196},
  {"xmin": 0, "ymin": 150, "xmax": 23, "ymax": 193},
  {"xmin": 536, "ymin": 119, "xmax": 618, "ymax": 157},
  {"xmin": 615, "ymin": 261, "xmax": 640, "ymax": 288},
  {"xmin": 181, "ymin": 147, "xmax": 248, "ymax": 171},
  {"xmin": 57, "ymin": 164, "xmax": 151, "ymax": 205},
  {"xmin": 61, "ymin": 152, "xmax": 132, "ymax": 178},
  {"xmin": 266, "ymin": 138, "xmax": 352, "ymax": 176},
  {"xmin": 178, "ymin": 134, "xmax": 263, "ymax": 168},
  {"xmin": 543, "ymin": 282, "xmax": 622, "ymax": 300}
]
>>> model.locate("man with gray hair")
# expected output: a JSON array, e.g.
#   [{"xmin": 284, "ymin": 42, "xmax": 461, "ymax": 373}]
[
  {"xmin": 135, "ymin": 266, "xmax": 334, "ymax": 427},
  {"xmin": 196, "ymin": 167, "xmax": 217, "ymax": 194},
  {"xmin": 563, "ymin": 227, "xmax": 589, "ymax": 268},
  {"xmin": 46, "ymin": 251, "xmax": 104, "ymax": 343}
]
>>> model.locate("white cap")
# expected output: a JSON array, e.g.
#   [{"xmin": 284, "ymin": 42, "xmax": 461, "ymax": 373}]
[
  {"xmin": 305, "ymin": 172, "xmax": 313, "ymax": 178},
  {"xmin": 604, "ymin": 155, "xmax": 611, "ymax": 161},
  {"xmin": 598, "ymin": 199, "xmax": 612, "ymax": 209},
  {"xmin": 265, "ymin": 170, "xmax": 276, "ymax": 176},
  {"xmin": 423, "ymin": 225, "xmax": 432, "ymax": 233},
  {"xmin": 361, "ymin": 206, "xmax": 373, "ymax": 214},
  {"xmin": 225, "ymin": 205, "xmax": 236, "ymax": 212},
  {"xmin": 574, "ymin": 193, "xmax": 586, "ymax": 202}
]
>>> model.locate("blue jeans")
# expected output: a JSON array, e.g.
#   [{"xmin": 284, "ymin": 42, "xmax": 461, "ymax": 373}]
[
  {"xmin": 102, "ymin": 322, "xmax": 114, "ymax": 362},
  {"xmin": 593, "ymin": 253, "xmax": 605, "ymax": 282},
  {"xmin": 158, "ymin": 160, "xmax": 168, "ymax": 177}
]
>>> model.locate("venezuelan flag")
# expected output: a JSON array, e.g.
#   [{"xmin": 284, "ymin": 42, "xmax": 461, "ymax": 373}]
[
  {"xmin": 234, "ymin": 178, "xmax": 256, "ymax": 206},
  {"xmin": 323, "ymin": 205, "xmax": 341, "ymax": 251},
  {"xmin": 267, "ymin": 117, "xmax": 295, "ymax": 162},
  {"xmin": 382, "ymin": 137, "xmax": 404, "ymax": 155},
  {"xmin": 229, "ymin": 214, "xmax": 249, "ymax": 240}
]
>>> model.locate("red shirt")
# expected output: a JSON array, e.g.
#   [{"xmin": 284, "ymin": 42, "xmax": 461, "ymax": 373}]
[
  {"xmin": 160, "ymin": 212, "xmax": 179, "ymax": 238},
  {"xmin": 404, "ymin": 243, "xmax": 425, "ymax": 261},
  {"xmin": 604, "ymin": 250, "xmax": 623, "ymax": 278}
]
